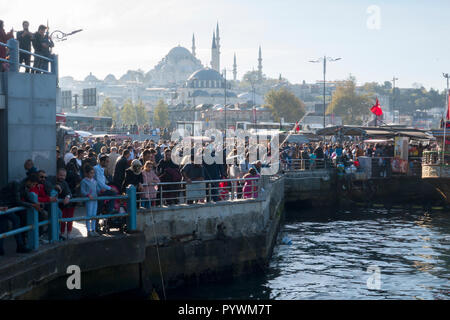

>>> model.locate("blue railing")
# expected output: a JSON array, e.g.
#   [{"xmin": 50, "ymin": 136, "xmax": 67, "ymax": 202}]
[
  {"xmin": 0, "ymin": 185, "xmax": 137, "ymax": 252},
  {"xmin": 0, "ymin": 39, "xmax": 58, "ymax": 75}
]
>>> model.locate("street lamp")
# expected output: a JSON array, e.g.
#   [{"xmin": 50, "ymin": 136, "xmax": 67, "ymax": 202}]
[
  {"xmin": 392, "ymin": 77, "xmax": 399, "ymax": 124},
  {"xmin": 222, "ymin": 69, "xmax": 234, "ymax": 131},
  {"xmin": 245, "ymin": 71, "xmax": 258, "ymax": 125},
  {"xmin": 309, "ymin": 56, "xmax": 341, "ymax": 128},
  {"xmin": 442, "ymin": 73, "xmax": 449, "ymax": 164}
]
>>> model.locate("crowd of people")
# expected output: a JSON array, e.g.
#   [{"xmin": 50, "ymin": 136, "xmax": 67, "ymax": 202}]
[
  {"xmin": 0, "ymin": 128, "xmax": 435, "ymax": 256},
  {"xmin": 0, "ymin": 20, "xmax": 54, "ymax": 73}
]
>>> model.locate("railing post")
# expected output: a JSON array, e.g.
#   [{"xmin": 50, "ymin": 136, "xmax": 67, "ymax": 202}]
[
  {"xmin": 27, "ymin": 192, "xmax": 39, "ymax": 250},
  {"xmin": 7, "ymin": 39, "xmax": 19, "ymax": 72},
  {"xmin": 127, "ymin": 185, "xmax": 137, "ymax": 232},
  {"xmin": 49, "ymin": 190, "xmax": 59, "ymax": 243}
]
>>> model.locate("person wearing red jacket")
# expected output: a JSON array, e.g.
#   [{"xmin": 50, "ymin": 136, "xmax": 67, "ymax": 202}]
[
  {"xmin": 0, "ymin": 20, "xmax": 14, "ymax": 72},
  {"xmin": 29, "ymin": 171, "xmax": 57, "ymax": 239}
]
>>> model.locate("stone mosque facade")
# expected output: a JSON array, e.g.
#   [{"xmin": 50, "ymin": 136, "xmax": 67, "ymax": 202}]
[{"xmin": 145, "ymin": 23, "xmax": 262, "ymax": 91}]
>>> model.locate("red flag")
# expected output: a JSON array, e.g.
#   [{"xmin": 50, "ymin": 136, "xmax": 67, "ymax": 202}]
[
  {"xmin": 447, "ymin": 90, "xmax": 450, "ymax": 121},
  {"xmin": 370, "ymin": 98, "xmax": 383, "ymax": 117},
  {"xmin": 295, "ymin": 122, "xmax": 300, "ymax": 132}
]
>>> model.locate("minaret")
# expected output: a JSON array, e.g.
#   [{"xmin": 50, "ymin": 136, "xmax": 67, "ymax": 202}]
[
  {"xmin": 216, "ymin": 22, "xmax": 221, "ymax": 55},
  {"xmin": 233, "ymin": 53, "xmax": 237, "ymax": 81},
  {"xmin": 211, "ymin": 31, "xmax": 220, "ymax": 72},
  {"xmin": 192, "ymin": 33, "xmax": 196, "ymax": 57},
  {"xmin": 258, "ymin": 46, "xmax": 263, "ymax": 81}
]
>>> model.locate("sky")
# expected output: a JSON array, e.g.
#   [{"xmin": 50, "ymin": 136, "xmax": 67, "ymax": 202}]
[{"xmin": 3, "ymin": 0, "xmax": 450, "ymax": 90}]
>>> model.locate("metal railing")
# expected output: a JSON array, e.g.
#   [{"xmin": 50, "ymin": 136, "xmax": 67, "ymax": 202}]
[
  {"xmin": 0, "ymin": 186, "xmax": 136, "ymax": 252},
  {"xmin": 282, "ymin": 158, "xmax": 331, "ymax": 171},
  {"xmin": 136, "ymin": 177, "xmax": 262, "ymax": 209},
  {"xmin": 0, "ymin": 39, "xmax": 58, "ymax": 75}
]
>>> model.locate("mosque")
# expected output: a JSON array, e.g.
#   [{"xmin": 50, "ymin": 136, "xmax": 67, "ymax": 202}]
[{"xmin": 145, "ymin": 23, "xmax": 263, "ymax": 105}]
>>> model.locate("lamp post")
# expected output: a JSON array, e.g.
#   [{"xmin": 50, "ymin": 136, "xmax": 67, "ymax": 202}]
[
  {"xmin": 442, "ymin": 73, "xmax": 449, "ymax": 164},
  {"xmin": 248, "ymin": 73, "xmax": 257, "ymax": 124},
  {"xmin": 222, "ymin": 69, "xmax": 234, "ymax": 131},
  {"xmin": 309, "ymin": 56, "xmax": 341, "ymax": 128},
  {"xmin": 392, "ymin": 77, "xmax": 399, "ymax": 124}
]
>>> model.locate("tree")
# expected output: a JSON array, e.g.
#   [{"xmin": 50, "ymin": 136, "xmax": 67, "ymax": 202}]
[
  {"xmin": 98, "ymin": 97, "xmax": 117, "ymax": 120},
  {"xmin": 153, "ymin": 99, "xmax": 170, "ymax": 128},
  {"xmin": 327, "ymin": 77, "xmax": 373, "ymax": 125},
  {"xmin": 264, "ymin": 88, "xmax": 306, "ymax": 122},
  {"xmin": 120, "ymin": 99, "xmax": 149, "ymax": 126}
]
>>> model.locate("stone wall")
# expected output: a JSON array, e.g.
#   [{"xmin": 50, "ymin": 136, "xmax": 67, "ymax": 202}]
[{"xmin": 284, "ymin": 169, "xmax": 336, "ymax": 205}]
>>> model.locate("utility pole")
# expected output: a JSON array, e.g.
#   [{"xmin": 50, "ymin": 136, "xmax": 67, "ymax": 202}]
[{"xmin": 392, "ymin": 77, "xmax": 398, "ymax": 124}]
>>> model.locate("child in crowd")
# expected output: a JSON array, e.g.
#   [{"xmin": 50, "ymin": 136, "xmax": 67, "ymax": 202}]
[
  {"xmin": 80, "ymin": 166, "xmax": 99, "ymax": 237},
  {"xmin": 141, "ymin": 161, "xmax": 160, "ymax": 209}
]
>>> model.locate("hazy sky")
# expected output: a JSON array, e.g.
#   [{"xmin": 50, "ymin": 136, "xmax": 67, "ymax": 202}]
[{"xmin": 3, "ymin": 0, "xmax": 450, "ymax": 90}]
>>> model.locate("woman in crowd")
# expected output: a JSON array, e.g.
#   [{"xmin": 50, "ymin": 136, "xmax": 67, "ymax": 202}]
[{"xmin": 242, "ymin": 168, "xmax": 260, "ymax": 199}]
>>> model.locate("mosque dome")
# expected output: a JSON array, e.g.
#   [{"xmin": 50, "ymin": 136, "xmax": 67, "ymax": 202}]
[
  {"xmin": 167, "ymin": 46, "xmax": 194, "ymax": 60},
  {"xmin": 84, "ymin": 72, "xmax": 98, "ymax": 82},
  {"xmin": 188, "ymin": 68, "xmax": 223, "ymax": 82}
]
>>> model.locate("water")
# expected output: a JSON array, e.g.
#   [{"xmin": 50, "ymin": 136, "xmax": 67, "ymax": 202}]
[{"xmin": 168, "ymin": 208, "xmax": 450, "ymax": 300}]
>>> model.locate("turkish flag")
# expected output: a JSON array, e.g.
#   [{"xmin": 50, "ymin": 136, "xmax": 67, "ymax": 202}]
[
  {"xmin": 446, "ymin": 90, "xmax": 450, "ymax": 121},
  {"xmin": 370, "ymin": 98, "xmax": 383, "ymax": 117}
]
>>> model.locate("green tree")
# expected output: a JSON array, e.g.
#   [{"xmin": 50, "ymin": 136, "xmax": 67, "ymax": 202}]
[
  {"xmin": 120, "ymin": 99, "xmax": 149, "ymax": 126},
  {"xmin": 98, "ymin": 97, "xmax": 117, "ymax": 120},
  {"xmin": 327, "ymin": 77, "xmax": 373, "ymax": 125},
  {"xmin": 153, "ymin": 99, "xmax": 170, "ymax": 128},
  {"xmin": 264, "ymin": 88, "xmax": 306, "ymax": 122}
]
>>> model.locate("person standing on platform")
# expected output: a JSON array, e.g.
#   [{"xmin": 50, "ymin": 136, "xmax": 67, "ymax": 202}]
[
  {"xmin": 16, "ymin": 21, "xmax": 32, "ymax": 73},
  {"xmin": 80, "ymin": 166, "xmax": 99, "ymax": 237},
  {"xmin": 32, "ymin": 25, "xmax": 53, "ymax": 73},
  {"xmin": 0, "ymin": 20, "xmax": 14, "ymax": 72}
]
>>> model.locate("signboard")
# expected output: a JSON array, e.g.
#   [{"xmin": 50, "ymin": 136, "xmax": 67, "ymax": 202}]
[
  {"xmin": 82, "ymin": 88, "xmax": 97, "ymax": 106},
  {"xmin": 391, "ymin": 137, "xmax": 409, "ymax": 173},
  {"xmin": 61, "ymin": 90, "xmax": 72, "ymax": 109}
]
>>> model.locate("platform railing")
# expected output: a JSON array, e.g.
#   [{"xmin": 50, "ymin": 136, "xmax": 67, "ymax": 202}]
[
  {"xmin": 136, "ymin": 177, "xmax": 261, "ymax": 209},
  {"xmin": 0, "ymin": 186, "xmax": 136, "ymax": 252},
  {"xmin": 0, "ymin": 39, "xmax": 58, "ymax": 75},
  {"xmin": 283, "ymin": 158, "xmax": 331, "ymax": 171}
]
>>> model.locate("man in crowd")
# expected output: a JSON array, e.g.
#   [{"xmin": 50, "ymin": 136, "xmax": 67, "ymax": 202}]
[
  {"xmin": 113, "ymin": 149, "xmax": 130, "ymax": 190},
  {"xmin": 105, "ymin": 147, "xmax": 120, "ymax": 180},
  {"xmin": 16, "ymin": 21, "xmax": 33, "ymax": 73},
  {"xmin": 0, "ymin": 175, "xmax": 39, "ymax": 255},
  {"xmin": 48, "ymin": 168, "xmax": 75, "ymax": 240},
  {"xmin": 66, "ymin": 149, "xmax": 85, "ymax": 194},
  {"xmin": 32, "ymin": 24, "xmax": 54, "ymax": 73},
  {"xmin": 95, "ymin": 154, "xmax": 117, "ymax": 214}
]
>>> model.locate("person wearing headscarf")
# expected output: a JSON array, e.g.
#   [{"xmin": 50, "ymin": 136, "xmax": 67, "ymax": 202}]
[{"xmin": 122, "ymin": 159, "xmax": 144, "ymax": 193}]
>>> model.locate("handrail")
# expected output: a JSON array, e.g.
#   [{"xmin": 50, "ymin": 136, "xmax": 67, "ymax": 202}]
[
  {"xmin": 0, "ymin": 186, "xmax": 137, "ymax": 253},
  {"xmin": 0, "ymin": 39, "xmax": 58, "ymax": 75}
]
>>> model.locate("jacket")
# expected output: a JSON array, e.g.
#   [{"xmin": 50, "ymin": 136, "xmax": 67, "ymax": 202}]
[
  {"xmin": 113, "ymin": 156, "xmax": 129, "ymax": 189},
  {"xmin": 80, "ymin": 178, "xmax": 97, "ymax": 198},
  {"xmin": 142, "ymin": 170, "xmax": 160, "ymax": 199}
]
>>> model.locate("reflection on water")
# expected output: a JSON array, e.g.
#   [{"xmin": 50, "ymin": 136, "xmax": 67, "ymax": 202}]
[{"xmin": 168, "ymin": 208, "xmax": 450, "ymax": 300}]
